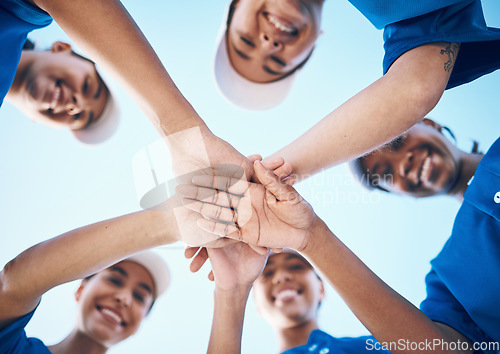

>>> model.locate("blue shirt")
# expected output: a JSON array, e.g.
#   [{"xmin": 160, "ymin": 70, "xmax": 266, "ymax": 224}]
[
  {"xmin": 0, "ymin": 308, "xmax": 51, "ymax": 354},
  {"xmin": 348, "ymin": 0, "xmax": 500, "ymax": 90},
  {"xmin": 282, "ymin": 330, "xmax": 389, "ymax": 353},
  {"xmin": 0, "ymin": 0, "xmax": 52, "ymax": 106},
  {"xmin": 421, "ymin": 138, "xmax": 500, "ymax": 352}
]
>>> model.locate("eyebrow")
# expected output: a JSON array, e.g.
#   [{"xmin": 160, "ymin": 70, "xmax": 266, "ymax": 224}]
[{"xmin": 110, "ymin": 266, "xmax": 128, "ymax": 277}]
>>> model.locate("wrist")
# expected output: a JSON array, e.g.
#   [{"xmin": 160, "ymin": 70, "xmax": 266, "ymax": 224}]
[
  {"xmin": 301, "ymin": 216, "xmax": 330, "ymax": 257},
  {"xmin": 214, "ymin": 283, "xmax": 252, "ymax": 301},
  {"xmin": 150, "ymin": 203, "xmax": 181, "ymax": 245}
]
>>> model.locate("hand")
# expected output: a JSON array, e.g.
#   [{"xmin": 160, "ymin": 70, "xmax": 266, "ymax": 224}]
[
  {"xmin": 162, "ymin": 129, "xmax": 252, "ymax": 247},
  {"xmin": 186, "ymin": 245, "xmax": 268, "ymax": 292},
  {"xmin": 167, "ymin": 135, "xmax": 291, "ymax": 247},
  {"xmin": 178, "ymin": 160, "xmax": 317, "ymax": 251}
]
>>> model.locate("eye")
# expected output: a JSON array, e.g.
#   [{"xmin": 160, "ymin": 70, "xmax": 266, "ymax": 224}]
[
  {"xmin": 83, "ymin": 77, "xmax": 89, "ymax": 94},
  {"xmin": 289, "ymin": 264, "xmax": 305, "ymax": 271},
  {"xmin": 133, "ymin": 291, "xmax": 145, "ymax": 304},
  {"xmin": 240, "ymin": 36, "xmax": 255, "ymax": 47},
  {"xmin": 74, "ymin": 113, "xmax": 81, "ymax": 120},
  {"xmin": 107, "ymin": 277, "xmax": 123, "ymax": 286},
  {"xmin": 262, "ymin": 269, "xmax": 274, "ymax": 278}
]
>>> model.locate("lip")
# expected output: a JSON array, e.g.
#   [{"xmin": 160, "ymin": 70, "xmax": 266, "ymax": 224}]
[
  {"xmin": 272, "ymin": 286, "xmax": 302, "ymax": 303},
  {"xmin": 264, "ymin": 12, "xmax": 299, "ymax": 36},
  {"xmin": 417, "ymin": 150, "xmax": 432, "ymax": 186},
  {"xmin": 48, "ymin": 81, "xmax": 66, "ymax": 112},
  {"xmin": 96, "ymin": 305, "xmax": 126, "ymax": 327}
]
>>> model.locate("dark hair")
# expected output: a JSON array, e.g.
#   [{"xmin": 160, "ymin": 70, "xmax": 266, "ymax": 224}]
[
  {"xmin": 225, "ymin": 0, "xmax": 315, "ymax": 82},
  {"xmin": 23, "ymin": 38, "xmax": 96, "ymax": 65}
]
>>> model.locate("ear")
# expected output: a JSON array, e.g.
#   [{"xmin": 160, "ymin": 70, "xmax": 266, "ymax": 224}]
[
  {"xmin": 51, "ymin": 41, "xmax": 72, "ymax": 54},
  {"xmin": 74, "ymin": 280, "xmax": 87, "ymax": 302},
  {"xmin": 421, "ymin": 118, "xmax": 442, "ymax": 131}
]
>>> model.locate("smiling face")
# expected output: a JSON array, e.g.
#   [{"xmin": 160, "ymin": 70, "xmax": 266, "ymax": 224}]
[
  {"xmin": 253, "ymin": 252, "xmax": 325, "ymax": 329},
  {"xmin": 227, "ymin": 0, "xmax": 323, "ymax": 83},
  {"xmin": 19, "ymin": 42, "xmax": 108, "ymax": 131},
  {"xmin": 361, "ymin": 119, "xmax": 461, "ymax": 198},
  {"xmin": 74, "ymin": 261, "xmax": 155, "ymax": 348}
]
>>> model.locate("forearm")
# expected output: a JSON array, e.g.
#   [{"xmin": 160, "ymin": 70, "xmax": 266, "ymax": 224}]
[
  {"xmin": 208, "ymin": 286, "xmax": 250, "ymax": 354},
  {"xmin": 0, "ymin": 206, "xmax": 178, "ymax": 322},
  {"xmin": 33, "ymin": 0, "xmax": 209, "ymax": 136},
  {"xmin": 301, "ymin": 219, "xmax": 465, "ymax": 353},
  {"xmin": 267, "ymin": 43, "xmax": 457, "ymax": 182}
]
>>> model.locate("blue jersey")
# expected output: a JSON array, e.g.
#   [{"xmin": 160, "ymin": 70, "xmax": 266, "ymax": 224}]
[
  {"xmin": 282, "ymin": 330, "xmax": 390, "ymax": 353},
  {"xmin": 0, "ymin": 0, "xmax": 52, "ymax": 106},
  {"xmin": 348, "ymin": 0, "xmax": 500, "ymax": 90},
  {"xmin": 421, "ymin": 138, "xmax": 500, "ymax": 353},
  {"xmin": 0, "ymin": 308, "xmax": 51, "ymax": 354}
]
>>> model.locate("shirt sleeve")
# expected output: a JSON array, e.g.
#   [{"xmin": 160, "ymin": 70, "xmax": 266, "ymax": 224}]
[
  {"xmin": 0, "ymin": 308, "xmax": 50, "ymax": 354},
  {"xmin": 382, "ymin": 0, "xmax": 500, "ymax": 89}
]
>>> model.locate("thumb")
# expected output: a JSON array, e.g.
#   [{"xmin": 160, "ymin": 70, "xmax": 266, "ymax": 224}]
[{"xmin": 254, "ymin": 160, "xmax": 298, "ymax": 202}]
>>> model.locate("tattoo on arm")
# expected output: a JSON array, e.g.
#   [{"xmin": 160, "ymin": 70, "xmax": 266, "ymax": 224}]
[{"xmin": 440, "ymin": 43, "xmax": 460, "ymax": 72}]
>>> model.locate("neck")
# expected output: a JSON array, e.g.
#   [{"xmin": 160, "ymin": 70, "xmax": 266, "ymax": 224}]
[
  {"xmin": 447, "ymin": 151, "xmax": 483, "ymax": 202},
  {"xmin": 48, "ymin": 329, "xmax": 108, "ymax": 354},
  {"xmin": 275, "ymin": 319, "xmax": 319, "ymax": 352}
]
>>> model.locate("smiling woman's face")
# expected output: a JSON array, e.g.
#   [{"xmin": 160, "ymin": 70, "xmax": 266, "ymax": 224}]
[
  {"xmin": 361, "ymin": 120, "xmax": 461, "ymax": 198},
  {"xmin": 74, "ymin": 261, "xmax": 155, "ymax": 347},
  {"xmin": 227, "ymin": 0, "xmax": 323, "ymax": 83},
  {"xmin": 20, "ymin": 42, "xmax": 108, "ymax": 131},
  {"xmin": 253, "ymin": 252, "xmax": 324, "ymax": 328}
]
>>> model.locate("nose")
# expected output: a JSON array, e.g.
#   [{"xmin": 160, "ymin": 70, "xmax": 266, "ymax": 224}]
[
  {"xmin": 272, "ymin": 268, "xmax": 292, "ymax": 285},
  {"xmin": 259, "ymin": 32, "xmax": 283, "ymax": 53},
  {"xmin": 399, "ymin": 151, "xmax": 418, "ymax": 184},
  {"xmin": 114, "ymin": 290, "xmax": 132, "ymax": 307},
  {"xmin": 66, "ymin": 92, "xmax": 86, "ymax": 116}
]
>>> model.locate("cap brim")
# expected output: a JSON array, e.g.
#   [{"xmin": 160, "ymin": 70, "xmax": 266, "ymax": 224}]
[
  {"xmin": 125, "ymin": 250, "xmax": 170, "ymax": 298},
  {"xmin": 213, "ymin": 8, "xmax": 297, "ymax": 110}
]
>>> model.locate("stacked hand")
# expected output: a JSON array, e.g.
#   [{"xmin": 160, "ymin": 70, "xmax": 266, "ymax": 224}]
[
  {"xmin": 177, "ymin": 158, "xmax": 317, "ymax": 251},
  {"xmin": 167, "ymin": 127, "xmax": 296, "ymax": 248}
]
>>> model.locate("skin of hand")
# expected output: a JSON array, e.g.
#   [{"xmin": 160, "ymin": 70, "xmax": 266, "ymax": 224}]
[
  {"xmin": 173, "ymin": 153, "xmax": 293, "ymax": 249},
  {"xmin": 184, "ymin": 242, "xmax": 268, "ymax": 286},
  {"xmin": 178, "ymin": 160, "xmax": 317, "ymax": 251}
]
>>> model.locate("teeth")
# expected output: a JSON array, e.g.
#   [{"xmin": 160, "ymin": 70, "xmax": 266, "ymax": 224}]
[
  {"xmin": 50, "ymin": 86, "xmax": 61, "ymax": 109},
  {"xmin": 420, "ymin": 156, "xmax": 431, "ymax": 183},
  {"xmin": 275, "ymin": 289, "xmax": 298, "ymax": 302},
  {"xmin": 101, "ymin": 308, "xmax": 122, "ymax": 324},
  {"xmin": 267, "ymin": 14, "xmax": 295, "ymax": 33}
]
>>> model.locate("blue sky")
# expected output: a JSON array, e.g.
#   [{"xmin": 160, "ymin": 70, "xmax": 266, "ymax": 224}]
[{"xmin": 0, "ymin": 1, "xmax": 499, "ymax": 353}]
